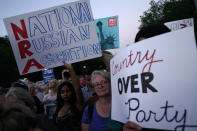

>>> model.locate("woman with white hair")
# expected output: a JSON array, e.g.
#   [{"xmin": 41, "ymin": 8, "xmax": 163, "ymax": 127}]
[
  {"xmin": 81, "ymin": 70, "xmax": 112, "ymax": 131},
  {"xmin": 81, "ymin": 70, "xmax": 141, "ymax": 131}
]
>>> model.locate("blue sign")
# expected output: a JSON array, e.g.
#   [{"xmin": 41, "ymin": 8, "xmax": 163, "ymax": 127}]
[{"xmin": 42, "ymin": 68, "xmax": 55, "ymax": 84}]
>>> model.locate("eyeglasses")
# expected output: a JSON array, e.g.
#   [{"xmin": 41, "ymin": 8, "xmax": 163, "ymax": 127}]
[{"xmin": 94, "ymin": 80, "xmax": 108, "ymax": 88}]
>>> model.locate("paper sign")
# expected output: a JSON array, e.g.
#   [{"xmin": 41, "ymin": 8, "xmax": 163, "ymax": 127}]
[
  {"xmin": 94, "ymin": 16, "xmax": 119, "ymax": 50},
  {"xmin": 164, "ymin": 18, "xmax": 193, "ymax": 31},
  {"xmin": 42, "ymin": 68, "xmax": 55, "ymax": 84},
  {"xmin": 4, "ymin": 0, "xmax": 101, "ymax": 75},
  {"xmin": 110, "ymin": 27, "xmax": 197, "ymax": 131}
]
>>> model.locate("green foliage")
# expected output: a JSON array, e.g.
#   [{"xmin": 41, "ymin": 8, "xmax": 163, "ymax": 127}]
[
  {"xmin": 139, "ymin": 0, "xmax": 196, "ymax": 28},
  {"xmin": 0, "ymin": 36, "xmax": 20, "ymax": 87}
]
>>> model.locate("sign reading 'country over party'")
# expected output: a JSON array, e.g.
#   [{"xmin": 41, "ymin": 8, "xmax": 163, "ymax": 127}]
[{"xmin": 110, "ymin": 27, "xmax": 197, "ymax": 131}]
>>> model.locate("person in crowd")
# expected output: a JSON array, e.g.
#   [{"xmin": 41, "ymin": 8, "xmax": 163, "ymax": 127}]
[
  {"xmin": 107, "ymin": 24, "xmax": 171, "ymax": 131},
  {"xmin": 101, "ymin": 50, "xmax": 114, "ymax": 73},
  {"xmin": 81, "ymin": 70, "xmax": 96, "ymax": 104},
  {"xmin": 3, "ymin": 86, "xmax": 57, "ymax": 131},
  {"xmin": 79, "ymin": 75, "xmax": 86, "ymax": 88},
  {"xmin": 43, "ymin": 79, "xmax": 58, "ymax": 119},
  {"xmin": 0, "ymin": 101, "xmax": 40, "ymax": 131},
  {"xmin": 5, "ymin": 87, "xmax": 37, "ymax": 112},
  {"xmin": 44, "ymin": 83, "xmax": 50, "ymax": 95},
  {"xmin": 134, "ymin": 24, "xmax": 170, "ymax": 42},
  {"xmin": 61, "ymin": 69, "xmax": 72, "ymax": 82},
  {"xmin": 53, "ymin": 81, "xmax": 81, "ymax": 131},
  {"xmin": 53, "ymin": 61, "xmax": 84, "ymax": 131},
  {"xmin": 62, "ymin": 61, "xmax": 83, "ymax": 110},
  {"xmin": 28, "ymin": 82, "xmax": 44, "ymax": 114},
  {"xmin": 80, "ymin": 69, "xmax": 141, "ymax": 131},
  {"xmin": 0, "ymin": 86, "xmax": 8, "ymax": 96},
  {"xmin": 10, "ymin": 79, "xmax": 29, "ymax": 91},
  {"xmin": 35, "ymin": 85, "xmax": 45, "ymax": 102},
  {"xmin": 24, "ymin": 77, "xmax": 30, "ymax": 84},
  {"xmin": 81, "ymin": 70, "xmax": 112, "ymax": 131}
]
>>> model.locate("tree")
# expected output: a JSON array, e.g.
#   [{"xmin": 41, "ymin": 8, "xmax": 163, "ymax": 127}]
[
  {"xmin": 0, "ymin": 36, "xmax": 20, "ymax": 87},
  {"xmin": 139, "ymin": 0, "xmax": 196, "ymax": 28}
]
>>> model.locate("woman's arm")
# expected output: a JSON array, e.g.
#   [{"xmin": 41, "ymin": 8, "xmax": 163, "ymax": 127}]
[{"xmin": 63, "ymin": 61, "xmax": 83, "ymax": 110}]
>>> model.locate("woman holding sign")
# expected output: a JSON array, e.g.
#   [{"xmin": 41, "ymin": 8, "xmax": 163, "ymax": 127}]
[
  {"xmin": 81, "ymin": 70, "xmax": 141, "ymax": 131},
  {"xmin": 81, "ymin": 70, "xmax": 111, "ymax": 131}
]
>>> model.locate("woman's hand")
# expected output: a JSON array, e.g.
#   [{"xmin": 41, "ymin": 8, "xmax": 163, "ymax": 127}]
[
  {"xmin": 123, "ymin": 121, "xmax": 141, "ymax": 131},
  {"xmin": 63, "ymin": 61, "xmax": 72, "ymax": 71}
]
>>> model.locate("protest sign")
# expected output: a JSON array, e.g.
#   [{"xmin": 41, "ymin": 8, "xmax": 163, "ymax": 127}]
[
  {"xmin": 110, "ymin": 27, "xmax": 197, "ymax": 131},
  {"xmin": 94, "ymin": 16, "xmax": 119, "ymax": 50},
  {"xmin": 4, "ymin": 0, "xmax": 101, "ymax": 75},
  {"xmin": 42, "ymin": 68, "xmax": 55, "ymax": 84},
  {"xmin": 165, "ymin": 18, "xmax": 193, "ymax": 31}
]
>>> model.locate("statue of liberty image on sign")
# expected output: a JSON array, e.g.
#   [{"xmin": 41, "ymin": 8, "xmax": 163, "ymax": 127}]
[{"xmin": 94, "ymin": 16, "xmax": 119, "ymax": 50}]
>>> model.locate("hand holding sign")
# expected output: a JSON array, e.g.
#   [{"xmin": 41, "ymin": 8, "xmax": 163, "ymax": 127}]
[
  {"xmin": 123, "ymin": 121, "xmax": 141, "ymax": 131},
  {"xmin": 63, "ymin": 61, "xmax": 72, "ymax": 72}
]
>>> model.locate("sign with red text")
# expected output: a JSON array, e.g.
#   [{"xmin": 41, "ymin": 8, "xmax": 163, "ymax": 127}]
[
  {"xmin": 110, "ymin": 27, "xmax": 197, "ymax": 131},
  {"xmin": 164, "ymin": 18, "xmax": 193, "ymax": 31},
  {"xmin": 94, "ymin": 16, "xmax": 119, "ymax": 50},
  {"xmin": 4, "ymin": 0, "xmax": 101, "ymax": 75}
]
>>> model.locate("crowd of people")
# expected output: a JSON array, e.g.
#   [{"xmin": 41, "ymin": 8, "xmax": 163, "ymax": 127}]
[{"xmin": 0, "ymin": 24, "xmax": 171, "ymax": 131}]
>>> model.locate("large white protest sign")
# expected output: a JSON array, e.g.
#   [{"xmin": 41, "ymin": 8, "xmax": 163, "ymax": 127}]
[
  {"xmin": 110, "ymin": 27, "xmax": 197, "ymax": 131},
  {"xmin": 164, "ymin": 18, "xmax": 193, "ymax": 31},
  {"xmin": 4, "ymin": 0, "xmax": 101, "ymax": 75}
]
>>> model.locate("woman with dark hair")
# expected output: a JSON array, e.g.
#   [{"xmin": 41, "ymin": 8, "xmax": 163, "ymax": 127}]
[
  {"xmin": 134, "ymin": 24, "xmax": 170, "ymax": 42},
  {"xmin": 54, "ymin": 81, "xmax": 81, "ymax": 131}
]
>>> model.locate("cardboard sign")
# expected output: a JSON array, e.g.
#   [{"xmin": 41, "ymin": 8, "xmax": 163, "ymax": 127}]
[
  {"xmin": 94, "ymin": 16, "xmax": 119, "ymax": 50},
  {"xmin": 110, "ymin": 27, "xmax": 197, "ymax": 131},
  {"xmin": 164, "ymin": 18, "xmax": 193, "ymax": 31},
  {"xmin": 4, "ymin": 0, "xmax": 101, "ymax": 75}
]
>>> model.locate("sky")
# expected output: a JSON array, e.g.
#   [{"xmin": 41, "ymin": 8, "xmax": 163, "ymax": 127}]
[{"xmin": 0, "ymin": 0, "xmax": 151, "ymax": 48}]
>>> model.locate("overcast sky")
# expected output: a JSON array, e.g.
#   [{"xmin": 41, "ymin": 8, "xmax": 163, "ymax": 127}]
[{"xmin": 0, "ymin": 0, "xmax": 152, "ymax": 48}]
